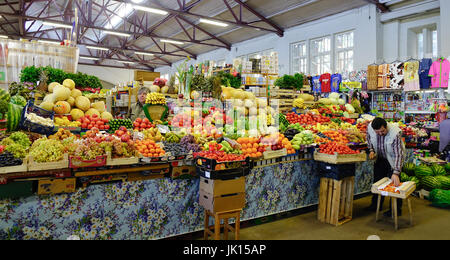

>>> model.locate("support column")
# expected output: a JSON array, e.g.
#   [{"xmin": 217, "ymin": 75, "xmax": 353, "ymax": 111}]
[{"xmin": 440, "ymin": 0, "xmax": 450, "ymax": 57}]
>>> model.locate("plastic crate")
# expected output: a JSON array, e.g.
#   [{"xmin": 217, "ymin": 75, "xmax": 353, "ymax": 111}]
[
  {"xmin": 196, "ymin": 167, "xmax": 249, "ymax": 180},
  {"xmin": 195, "ymin": 156, "xmax": 251, "ymax": 172},
  {"xmin": 19, "ymin": 100, "xmax": 55, "ymax": 135},
  {"xmin": 317, "ymin": 162, "xmax": 356, "ymax": 180}
]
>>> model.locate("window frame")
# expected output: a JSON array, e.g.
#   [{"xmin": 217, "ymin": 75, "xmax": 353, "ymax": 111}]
[
  {"xmin": 310, "ymin": 35, "xmax": 332, "ymax": 75},
  {"xmin": 334, "ymin": 30, "xmax": 355, "ymax": 73},
  {"xmin": 290, "ymin": 41, "xmax": 308, "ymax": 75}
]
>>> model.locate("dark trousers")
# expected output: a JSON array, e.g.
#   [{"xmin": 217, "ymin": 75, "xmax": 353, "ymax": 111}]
[{"xmin": 371, "ymin": 157, "xmax": 403, "ymax": 212}]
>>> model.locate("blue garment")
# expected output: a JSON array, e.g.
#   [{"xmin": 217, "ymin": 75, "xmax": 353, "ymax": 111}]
[
  {"xmin": 331, "ymin": 74, "xmax": 342, "ymax": 92},
  {"xmin": 312, "ymin": 76, "xmax": 321, "ymax": 93},
  {"xmin": 419, "ymin": 58, "xmax": 433, "ymax": 89}
]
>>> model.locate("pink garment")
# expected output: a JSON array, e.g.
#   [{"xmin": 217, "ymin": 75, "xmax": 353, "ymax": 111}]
[{"xmin": 428, "ymin": 58, "xmax": 450, "ymax": 89}]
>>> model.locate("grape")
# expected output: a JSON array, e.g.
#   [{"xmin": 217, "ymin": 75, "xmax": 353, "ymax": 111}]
[
  {"xmin": 5, "ymin": 143, "xmax": 27, "ymax": 159},
  {"xmin": 30, "ymin": 138, "xmax": 64, "ymax": 162},
  {"xmin": 9, "ymin": 132, "xmax": 31, "ymax": 149}
]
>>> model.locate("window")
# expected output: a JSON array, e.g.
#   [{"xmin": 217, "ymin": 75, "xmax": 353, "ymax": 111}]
[
  {"xmin": 310, "ymin": 36, "xmax": 331, "ymax": 75},
  {"xmin": 291, "ymin": 42, "xmax": 307, "ymax": 74},
  {"xmin": 417, "ymin": 33, "xmax": 424, "ymax": 59},
  {"xmin": 335, "ymin": 31, "xmax": 354, "ymax": 73},
  {"xmin": 432, "ymin": 30, "xmax": 438, "ymax": 58}
]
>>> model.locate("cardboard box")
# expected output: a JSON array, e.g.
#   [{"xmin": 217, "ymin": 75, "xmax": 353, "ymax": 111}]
[
  {"xmin": 200, "ymin": 177, "xmax": 245, "ymax": 197},
  {"xmin": 37, "ymin": 178, "xmax": 76, "ymax": 195},
  {"xmin": 199, "ymin": 192, "xmax": 245, "ymax": 213}
]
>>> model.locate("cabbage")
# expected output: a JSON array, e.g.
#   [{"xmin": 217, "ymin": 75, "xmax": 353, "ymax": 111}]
[
  {"xmin": 345, "ymin": 104, "xmax": 355, "ymax": 113},
  {"xmin": 319, "ymin": 98, "xmax": 332, "ymax": 105},
  {"xmin": 329, "ymin": 93, "xmax": 340, "ymax": 100},
  {"xmin": 330, "ymin": 98, "xmax": 339, "ymax": 105},
  {"xmin": 338, "ymin": 99, "xmax": 346, "ymax": 105}
]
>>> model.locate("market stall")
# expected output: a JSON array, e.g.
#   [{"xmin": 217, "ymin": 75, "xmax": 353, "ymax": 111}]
[{"xmin": 0, "ymin": 48, "xmax": 449, "ymax": 240}]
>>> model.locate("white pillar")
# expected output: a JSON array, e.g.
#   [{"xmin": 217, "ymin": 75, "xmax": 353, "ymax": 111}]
[{"xmin": 440, "ymin": 0, "xmax": 450, "ymax": 57}]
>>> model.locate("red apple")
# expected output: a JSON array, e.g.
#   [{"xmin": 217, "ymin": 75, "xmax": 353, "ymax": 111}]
[{"xmin": 121, "ymin": 135, "xmax": 130, "ymax": 142}]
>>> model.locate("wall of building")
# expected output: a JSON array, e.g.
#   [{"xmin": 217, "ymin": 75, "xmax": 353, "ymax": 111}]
[{"xmin": 77, "ymin": 64, "xmax": 135, "ymax": 87}]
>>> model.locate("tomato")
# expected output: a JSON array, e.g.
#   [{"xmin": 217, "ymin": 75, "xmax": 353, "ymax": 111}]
[
  {"xmin": 81, "ymin": 123, "xmax": 87, "ymax": 128},
  {"xmin": 105, "ymin": 125, "xmax": 110, "ymax": 130}
]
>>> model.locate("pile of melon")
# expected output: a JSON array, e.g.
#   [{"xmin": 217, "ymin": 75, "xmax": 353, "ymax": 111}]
[{"xmin": 39, "ymin": 79, "xmax": 113, "ymax": 122}]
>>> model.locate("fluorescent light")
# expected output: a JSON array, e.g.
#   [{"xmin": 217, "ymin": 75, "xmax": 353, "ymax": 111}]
[
  {"xmin": 117, "ymin": 60, "xmax": 134, "ymax": 64},
  {"xmin": 133, "ymin": 5, "xmax": 168, "ymax": 15},
  {"xmin": 86, "ymin": 46, "xmax": 109, "ymax": 51},
  {"xmin": 38, "ymin": 40, "xmax": 60, "ymax": 45},
  {"xmin": 160, "ymin": 39, "xmax": 184, "ymax": 45},
  {"xmin": 199, "ymin": 19, "xmax": 228, "ymax": 27},
  {"xmin": 0, "ymin": 35, "xmax": 8, "ymax": 39},
  {"xmin": 103, "ymin": 31, "xmax": 131, "ymax": 37},
  {"xmin": 80, "ymin": 56, "xmax": 99, "ymax": 61},
  {"xmin": 42, "ymin": 21, "xmax": 73, "ymax": 29},
  {"xmin": 135, "ymin": 51, "xmax": 154, "ymax": 56}
]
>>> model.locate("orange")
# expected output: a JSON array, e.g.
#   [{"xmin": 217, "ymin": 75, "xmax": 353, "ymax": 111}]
[
  {"xmin": 256, "ymin": 152, "xmax": 262, "ymax": 157},
  {"xmin": 241, "ymin": 143, "xmax": 247, "ymax": 149},
  {"xmin": 246, "ymin": 148, "xmax": 253, "ymax": 154},
  {"xmin": 253, "ymin": 143, "xmax": 259, "ymax": 148},
  {"xmin": 159, "ymin": 152, "xmax": 165, "ymax": 157},
  {"xmin": 252, "ymin": 148, "xmax": 257, "ymax": 153},
  {"xmin": 237, "ymin": 138, "xmax": 243, "ymax": 143}
]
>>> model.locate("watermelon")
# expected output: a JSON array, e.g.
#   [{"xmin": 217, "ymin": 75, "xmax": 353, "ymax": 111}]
[
  {"xmin": 403, "ymin": 162, "xmax": 416, "ymax": 176},
  {"xmin": 429, "ymin": 189, "xmax": 450, "ymax": 208},
  {"xmin": 435, "ymin": 176, "xmax": 450, "ymax": 190},
  {"xmin": 422, "ymin": 176, "xmax": 442, "ymax": 191},
  {"xmin": 415, "ymin": 165, "xmax": 433, "ymax": 178},
  {"xmin": 6, "ymin": 103, "xmax": 22, "ymax": 132},
  {"xmin": 400, "ymin": 172, "xmax": 410, "ymax": 182},
  {"xmin": 445, "ymin": 163, "xmax": 450, "ymax": 174},
  {"xmin": 10, "ymin": 95, "xmax": 27, "ymax": 107},
  {"xmin": 0, "ymin": 89, "xmax": 10, "ymax": 102},
  {"xmin": 410, "ymin": 176, "xmax": 420, "ymax": 186}
]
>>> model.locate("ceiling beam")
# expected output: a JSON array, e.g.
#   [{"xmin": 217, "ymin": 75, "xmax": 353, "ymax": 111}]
[
  {"xmin": 113, "ymin": 0, "xmax": 284, "ymax": 36},
  {"xmin": 364, "ymin": 0, "xmax": 390, "ymax": 13}
]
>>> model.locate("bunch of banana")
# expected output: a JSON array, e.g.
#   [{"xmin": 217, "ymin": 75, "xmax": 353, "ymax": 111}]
[
  {"xmin": 266, "ymin": 114, "xmax": 274, "ymax": 126},
  {"xmin": 145, "ymin": 93, "xmax": 166, "ymax": 105},
  {"xmin": 193, "ymin": 134, "xmax": 208, "ymax": 145},
  {"xmin": 54, "ymin": 117, "xmax": 82, "ymax": 127},
  {"xmin": 293, "ymin": 98, "xmax": 305, "ymax": 109},
  {"xmin": 165, "ymin": 132, "xmax": 181, "ymax": 143}
]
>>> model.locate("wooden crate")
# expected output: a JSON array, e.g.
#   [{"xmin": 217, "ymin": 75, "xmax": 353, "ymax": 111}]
[
  {"xmin": 28, "ymin": 154, "xmax": 69, "ymax": 172},
  {"xmin": 263, "ymin": 148, "xmax": 287, "ymax": 160},
  {"xmin": 318, "ymin": 176, "xmax": 354, "ymax": 226},
  {"xmin": 348, "ymin": 113, "xmax": 359, "ymax": 119},
  {"xmin": 314, "ymin": 150, "xmax": 367, "ymax": 164},
  {"xmin": 271, "ymin": 89, "xmax": 301, "ymax": 99},
  {"xmin": 171, "ymin": 165, "xmax": 196, "ymax": 179},
  {"xmin": 106, "ymin": 152, "xmax": 139, "ymax": 166},
  {"xmin": 37, "ymin": 178, "xmax": 76, "ymax": 195},
  {"xmin": 371, "ymin": 177, "xmax": 416, "ymax": 199},
  {"xmin": 0, "ymin": 157, "xmax": 28, "ymax": 175},
  {"xmin": 199, "ymin": 192, "xmax": 245, "ymax": 214}
]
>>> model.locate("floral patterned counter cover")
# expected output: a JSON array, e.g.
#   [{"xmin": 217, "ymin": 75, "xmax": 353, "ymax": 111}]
[{"xmin": 0, "ymin": 160, "xmax": 374, "ymax": 240}]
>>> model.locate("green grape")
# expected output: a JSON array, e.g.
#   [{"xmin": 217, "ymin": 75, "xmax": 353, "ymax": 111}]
[{"xmin": 5, "ymin": 143, "xmax": 27, "ymax": 158}]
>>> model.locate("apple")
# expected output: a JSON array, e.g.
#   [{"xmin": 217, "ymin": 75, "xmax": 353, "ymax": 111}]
[
  {"xmin": 119, "ymin": 126, "xmax": 127, "ymax": 132},
  {"xmin": 121, "ymin": 135, "xmax": 130, "ymax": 142},
  {"xmin": 117, "ymin": 130, "xmax": 124, "ymax": 136}
]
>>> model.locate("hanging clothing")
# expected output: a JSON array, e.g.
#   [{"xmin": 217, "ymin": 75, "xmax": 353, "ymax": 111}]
[
  {"xmin": 367, "ymin": 65, "xmax": 378, "ymax": 90},
  {"xmin": 389, "ymin": 62, "xmax": 404, "ymax": 89},
  {"xmin": 377, "ymin": 64, "xmax": 390, "ymax": 89},
  {"xmin": 330, "ymin": 74, "xmax": 342, "ymax": 93},
  {"xmin": 312, "ymin": 75, "xmax": 321, "ymax": 93},
  {"xmin": 428, "ymin": 58, "xmax": 450, "ymax": 89},
  {"xmin": 403, "ymin": 61, "xmax": 420, "ymax": 91},
  {"xmin": 320, "ymin": 73, "xmax": 331, "ymax": 93},
  {"xmin": 419, "ymin": 58, "xmax": 433, "ymax": 89}
]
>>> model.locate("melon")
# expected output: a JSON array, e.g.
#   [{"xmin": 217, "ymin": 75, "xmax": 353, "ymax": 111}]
[
  {"xmin": 54, "ymin": 86, "xmax": 71, "ymax": 101},
  {"xmin": 75, "ymin": 96, "xmax": 90, "ymax": 112},
  {"xmin": 161, "ymin": 86, "xmax": 169, "ymax": 94},
  {"xmin": 53, "ymin": 101, "xmax": 71, "ymax": 114},
  {"xmin": 91, "ymin": 101, "xmax": 106, "ymax": 113},
  {"xmin": 415, "ymin": 165, "xmax": 433, "ymax": 178},
  {"xmin": 422, "ymin": 176, "xmax": 442, "ymax": 191},
  {"xmin": 101, "ymin": 111, "xmax": 113, "ymax": 121},
  {"xmin": 70, "ymin": 109, "xmax": 84, "ymax": 121},
  {"xmin": 85, "ymin": 108, "xmax": 100, "ymax": 117},
  {"xmin": 431, "ymin": 164, "xmax": 446, "ymax": 176},
  {"xmin": 71, "ymin": 89, "xmax": 82, "ymax": 99},
  {"xmin": 435, "ymin": 176, "xmax": 450, "ymax": 190},
  {"xmin": 48, "ymin": 82, "xmax": 60, "ymax": 93},
  {"xmin": 6, "ymin": 103, "xmax": 22, "ymax": 132},
  {"xmin": 190, "ymin": 90, "xmax": 200, "ymax": 100},
  {"xmin": 149, "ymin": 85, "xmax": 160, "ymax": 93},
  {"xmin": 39, "ymin": 101, "xmax": 54, "ymax": 112},
  {"xmin": 318, "ymin": 98, "xmax": 332, "ymax": 105},
  {"xmin": 63, "ymin": 79, "xmax": 75, "ymax": 90},
  {"xmin": 67, "ymin": 96, "xmax": 75, "ymax": 107},
  {"xmin": 403, "ymin": 162, "xmax": 416, "ymax": 176},
  {"xmin": 43, "ymin": 94, "xmax": 56, "ymax": 104},
  {"xmin": 10, "ymin": 95, "xmax": 27, "ymax": 107}
]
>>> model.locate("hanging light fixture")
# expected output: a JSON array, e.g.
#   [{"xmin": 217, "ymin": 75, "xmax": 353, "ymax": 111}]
[
  {"xmin": 160, "ymin": 39, "xmax": 184, "ymax": 45},
  {"xmin": 86, "ymin": 46, "xmax": 109, "ymax": 51},
  {"xmin": 42, "ymin": 21, "xmax": 73, "ymax": 29},
  {"xmin": 80, "ymin": 56, "xmax": 99, "ymax": 61},
  {"xmin": 103, "ymin": 30, "xmax": 131, "ymax": 37},
  {"xmin": 135, "ymin": 51, "xmax": 154, "ymax": 56},
  {"xmin": 199, "ymin": 19, "xmax": 228, "ymax": 27},
  {"xmin": 133, "ymin": 5, "xmax": 168, "ymax": 15}
]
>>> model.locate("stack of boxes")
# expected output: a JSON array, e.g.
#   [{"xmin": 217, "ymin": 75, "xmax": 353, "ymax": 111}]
[
  {"xmin": 261, "ymin": 53, "xmax": 279, "ymax": 74},
  {"xmin": 199, "ymin": 177, "xmax": 246, "ymax": 213}
]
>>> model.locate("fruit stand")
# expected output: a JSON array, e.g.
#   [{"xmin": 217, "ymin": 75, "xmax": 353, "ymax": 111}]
[{"xmin": 0, "ymin": 61, "xmax": 448, "ymax": 240}]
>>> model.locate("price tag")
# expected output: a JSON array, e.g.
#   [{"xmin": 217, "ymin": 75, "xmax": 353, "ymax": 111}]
[
  {"xmin": 205, "ymin": 171, "xmax": 210, "ymax": 178},
  {"xmin": 157, "ymin": 124, "xmax": 170, "ymax": 134}
]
